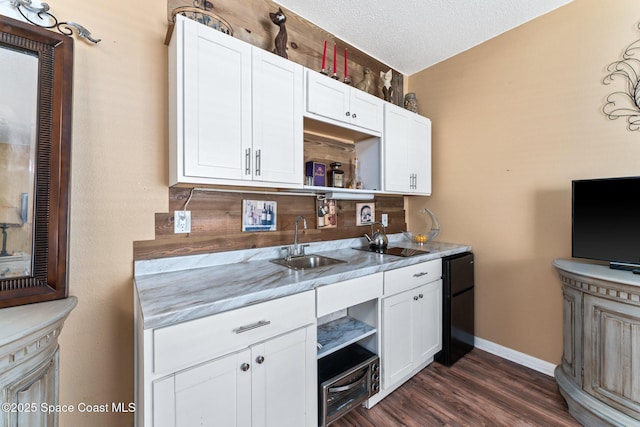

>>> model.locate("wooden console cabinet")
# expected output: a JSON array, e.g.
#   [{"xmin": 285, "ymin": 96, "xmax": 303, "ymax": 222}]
[{"xmin": 554, "ymin": 259, "xmax": 640, "ymax": 426}]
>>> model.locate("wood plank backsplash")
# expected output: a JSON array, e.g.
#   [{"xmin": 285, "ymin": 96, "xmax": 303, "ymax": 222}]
[
  {"xmin": 133, "ymin": 188, "xmax": 406, "ymax": 260},
  {"xmin": 166, "ymin": 0, "xmax": 404, "ymax": 106}
]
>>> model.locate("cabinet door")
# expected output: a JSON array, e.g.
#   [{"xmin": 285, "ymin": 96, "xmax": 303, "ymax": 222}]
[
  {"xmin": 382, "ymin": 289, "xmax": 415, "ymax": 388},
  {"xmin": 383, "ymin": 104, "xmax": 411, "ymax": 192},
  {"xmin": 383, "ymin": 103, "xmax": 432, "ymax": 195},
  {"xmin": 252, "ymin": 49, "xmax": 303, "ymax": 185},
  {"xmin": 153, "ymin": 350, "xmax": 252, "ymax": 427},
  {"xmin": 251, "ymin": 326, "xmax": 315, "ymax": 427},
  {"xmin": 414, "ymin": 281, "xmax": 442, "ymax": 363},
  {"xmin": 349, "ymin": 89, "xmax": 383, "ymax": 133},
  {"xmin": 561, "ymin": 285, "xmax": 583, "ymax": 386},
  {"xmin": 181, "ymin": 16, "xmax": 252, "ymax": 181},
  {"xmin": 306, "ymin": 69, "xmax": 350, "ymax": 124},
  {"xmin": 583, "ymin": 295, "xmax": 640, "ymax": 418},
  {"xmin": 2, "ymin": 349, "xmax": 59, "ymax": 427},
  {"xmin": 409, "ymin": 115, "xmax": 432, "ymax": 195}
]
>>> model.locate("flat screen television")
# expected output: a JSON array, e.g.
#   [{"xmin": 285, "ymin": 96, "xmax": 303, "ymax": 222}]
[{"xmin": 572, "ymin": 176, "xmax": 640, "ymax": 271}]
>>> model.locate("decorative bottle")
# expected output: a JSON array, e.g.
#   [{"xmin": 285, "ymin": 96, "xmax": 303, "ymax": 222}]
[
  {"xmin": 328, "ymin": 162, "xmax": 344, "ymax": 188},
  {"xmin": 354, "ymin": 157, "xmax": 363, "ymax": 189}
]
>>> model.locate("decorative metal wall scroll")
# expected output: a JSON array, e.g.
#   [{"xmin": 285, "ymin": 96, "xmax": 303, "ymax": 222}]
[
  {"xmin": 602, "ymin": 23, "xmax": 640, "ymax": 131},
  {"xmin": 9, "ymin": 0, "xmax": 100, "ymax": 43}
]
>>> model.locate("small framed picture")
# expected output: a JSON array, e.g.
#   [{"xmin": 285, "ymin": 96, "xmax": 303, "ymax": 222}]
[
  {"xmin": 242, "ymin": 200, "xmax": 277, "ymax": 232},
  {"xmin": 356, "ymin": 202, "xmax": 375, "ymax": 226}
]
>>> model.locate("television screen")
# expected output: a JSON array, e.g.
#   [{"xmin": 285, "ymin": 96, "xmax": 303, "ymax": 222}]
[{"xmin": 572, "ymin": 176, "xmax": 640, "ymax": 269}]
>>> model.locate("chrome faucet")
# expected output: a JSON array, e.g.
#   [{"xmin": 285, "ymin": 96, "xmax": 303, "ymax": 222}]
[{"xmin": 284, "ymin": 215, "xmax": 308, "ymax": 259}]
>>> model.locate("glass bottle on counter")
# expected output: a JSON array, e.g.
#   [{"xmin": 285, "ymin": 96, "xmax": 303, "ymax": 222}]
[{"xmin": 328, "ymin": 162, "xmax": 344, "ymax": 188}]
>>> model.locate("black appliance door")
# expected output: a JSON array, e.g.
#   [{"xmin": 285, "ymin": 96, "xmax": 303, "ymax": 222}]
[{"xmin": 437, "ymin": 252, "xmax": 475, "ymax": 366}]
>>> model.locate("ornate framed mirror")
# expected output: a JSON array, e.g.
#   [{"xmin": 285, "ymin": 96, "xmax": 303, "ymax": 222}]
[{"xmin": 0, "ymin": 15, "xmax": 72, "ymax": 308}]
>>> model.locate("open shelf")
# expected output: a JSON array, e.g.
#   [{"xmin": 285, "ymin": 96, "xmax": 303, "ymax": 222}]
[
  {"xmin": 304, "ymin": 117, "xmax": 380, "ymax": 143},
  {"xmin": 317, "ymin": 316, "xmax": 376, "ymax": 359}
]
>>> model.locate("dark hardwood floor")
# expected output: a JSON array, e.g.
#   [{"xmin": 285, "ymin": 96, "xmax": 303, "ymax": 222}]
[{"xmin": 332, "ymin": 348, "xmax": 580, "ymax": 427}]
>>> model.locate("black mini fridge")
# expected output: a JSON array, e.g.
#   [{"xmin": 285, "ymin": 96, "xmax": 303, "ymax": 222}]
[{"xmin": 435, "ymin": 252, "xmax": 475, "ymax": 366}]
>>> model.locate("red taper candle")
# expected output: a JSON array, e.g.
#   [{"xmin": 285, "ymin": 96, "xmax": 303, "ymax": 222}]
[{"xmin": 333, "ymin": 43, "xmax": 337, "ymax": 75}]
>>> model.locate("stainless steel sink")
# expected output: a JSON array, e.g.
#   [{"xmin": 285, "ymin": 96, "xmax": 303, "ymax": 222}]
[{"xmin": 270, "ymin": 254, "xmax": 346, "ymax": 270}]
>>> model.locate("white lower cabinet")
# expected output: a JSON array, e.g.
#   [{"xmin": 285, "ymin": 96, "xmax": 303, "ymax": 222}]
[
  {"xmin": 382, "ymin": 281, "xmax": 442, "ymax": 388},
  {"xmin": 380, "ymin": 260, "xmax": 442, "ymax": 394},
  {"xmin": 153, "ymin": 326, "xmax": 314, "ymax": 427},
  {"xmin": 137, "ymin": 259, "xmax": 447, "ymax": 424},
  {"xmin": 136, "ymin": 290, "xmax": 317, "ymax": 427}
]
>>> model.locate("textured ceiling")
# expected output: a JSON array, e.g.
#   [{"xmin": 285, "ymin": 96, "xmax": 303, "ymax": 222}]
[{"xmin": 274, "ymin": 0, "xmax": 572, "ymax": 75}]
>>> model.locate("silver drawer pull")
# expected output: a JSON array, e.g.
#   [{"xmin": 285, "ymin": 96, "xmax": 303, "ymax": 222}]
[
  {"xmin": 413, "ymin": 272, "xmax": 429, "ymax": 278},
  {"xmin": 234, "ymin": 320, "xmax": 271, "ymax": 334}
]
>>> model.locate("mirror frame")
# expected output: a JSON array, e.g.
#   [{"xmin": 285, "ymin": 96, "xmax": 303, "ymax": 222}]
[{"xmin": 0, "ymin": 15, "xmax": 72, "ymax": 308}]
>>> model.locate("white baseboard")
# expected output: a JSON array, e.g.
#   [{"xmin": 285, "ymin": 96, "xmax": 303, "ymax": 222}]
[{"xmin": 474, "ymin": 337, "xmax": 557, "ymax": 377}]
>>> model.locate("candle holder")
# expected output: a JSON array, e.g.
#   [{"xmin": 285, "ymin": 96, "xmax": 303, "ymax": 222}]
[
  {"xmin": 343, "ymin": 77, "xmax": 351, "ymax": 85},
  {"xmin": 320, "ymin": 68, "xmax": 329, "ymax": 76},
  {"xmin": 331, "ymin": 72, "xmax": 340, "ymax": 80}
]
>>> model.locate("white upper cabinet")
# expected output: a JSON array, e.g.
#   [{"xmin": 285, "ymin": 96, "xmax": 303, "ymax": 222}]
[
  {"xmin": 305, "ymin": 69, "xmax": 383, "ymax": 134},
  {"xmin": 170, "ymin": 15, "xmax": 434, "ymax": 196},
  {"xmin": 252, "ymin": 48, "xmax": 303, "ymax": 185},
  {"xmin": 169, "ymin": 15, "xmax": 303, "ymax": 188},
  {"xmin": 383, "ymin": 103, "xmax": 432, "ymax": 195}
]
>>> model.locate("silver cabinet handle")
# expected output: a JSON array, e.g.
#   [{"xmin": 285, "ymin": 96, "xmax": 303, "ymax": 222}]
[
  {"xmin": 352, "ymin": 113, "xmax": 357, "ymax": 118},
  {"xmin": 256, "ymin": 355, "xmax": 265, "ymax": 364},
  {"xmin": 240, "ymin": 363, "xmax": 250, "ymax": 372},
  {"xmin": 419, "ymin": 294, "xmax": 424, "ymax": 299},
  {"xmin": 233, "ymin": 320, "xmax": 271, "ymax": 334},
  {"xmin": 245, "ymin": 148, "xmax": 251, "ymax": 175},
  {"xmin": 345, "ymin": 111, "xmax": 350, "ymax": 117},
  {"xmin": 414, "ymin": 296, "xmax": 419, "ymax": 301},
  {"xmin": 413, "ymin": 272, "xmax": 429, "ymax": 277},
  {"xmin": 255, "ymin": 149, "xmax": 261, "ymax": 176}
]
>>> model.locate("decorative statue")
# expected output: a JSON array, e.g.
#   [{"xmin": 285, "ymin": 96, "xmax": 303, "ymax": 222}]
[
  {"xmin": 355, "ymin": 67, "xmax": 375, "ymax": 94},
  {"xmin": 380, "ymin": 69, "xmax": 393, "ymax": 102},
  {"xmin": 269, "ymin": 8, "xmax": 288, "ymax": 59}
]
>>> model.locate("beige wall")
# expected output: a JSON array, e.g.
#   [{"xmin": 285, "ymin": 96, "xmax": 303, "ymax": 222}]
[
  {"xmin": 48, "ymin": 1, "xmax": 168, "ymax": 425},
  {"xmin": 5, "ymin": 0, "xmax": 639, "ymax": 425},
  {"xmin": 407, "ymin": 0, "xmax": 640, "ymax": 364}
]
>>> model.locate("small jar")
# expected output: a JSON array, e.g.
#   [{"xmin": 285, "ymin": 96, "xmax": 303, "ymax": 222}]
[{"xmin": 328, "ymin": 162, "xmax": 344, "ymax": 188}]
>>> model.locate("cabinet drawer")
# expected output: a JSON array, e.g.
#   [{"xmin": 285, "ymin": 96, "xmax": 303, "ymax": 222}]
[
  {"xmin": 153, "ymin": 291, "xmax": 315, "ymax": 375},
  {"xmin": 316, "ymin": 273, "xmax": 383, "ymax": 317},
  {"xmin": 384, "ymin": 259, "xmax": 442, "ymax": 296}
]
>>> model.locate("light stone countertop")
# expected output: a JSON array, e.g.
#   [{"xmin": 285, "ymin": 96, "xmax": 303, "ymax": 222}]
[
  {"xmin": 134, "ymin": 235, "xmax": 471, "ymax": 330},
  {"xmin": 553, "ymin": 258, "xmax": 640, "ymax": 287}
]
